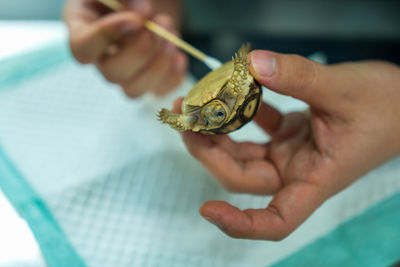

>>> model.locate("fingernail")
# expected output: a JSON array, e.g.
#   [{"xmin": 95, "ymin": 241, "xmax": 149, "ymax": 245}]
[{"xmin": 251, "ymin": 51, "xmax": 276, "ymax": 77}]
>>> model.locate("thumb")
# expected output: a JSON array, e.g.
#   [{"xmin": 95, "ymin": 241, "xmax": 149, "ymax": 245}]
[{"xmin": 248, "ymin": 50, "xmax": 335, "ymax": 109}]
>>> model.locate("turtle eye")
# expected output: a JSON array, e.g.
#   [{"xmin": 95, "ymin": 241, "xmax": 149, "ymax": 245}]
[{"xmin": 216, "ymin": 111, "xmax": 225, "ymax": 117}]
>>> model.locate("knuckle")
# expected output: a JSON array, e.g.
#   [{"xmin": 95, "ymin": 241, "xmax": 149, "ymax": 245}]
[
  {"xmin": 122, "ymin": 86, "xmax": 139, "ymax": 98},
  {"xmin": 267, "ymin": 221, "xmax": 292, "ymax": 241},
  {"xmin": 69, "ymin": 39, "xmax": 92, "ymax": 64},
  {"xmin": 104, "ymin": 75, "xmax": 120, "ymax": 84},
  {"xmin": 70, "ymin": 48, "xmax": 90, "ymax": 64},
  {"xmin": 98, "ymin": 67, "xmax": 120, "ymax": 84},
  {"xmin": 289, "ymin": 54, "xmax": 318, "ymax": 90},
  {"xmin": 225, "ymin": 229, "xmax": 243, "ymax": 239},
  {"xmin": 269, "ymin": 231, "xmax": 290, "ymax": 241},
  {"xmin": 122, "ymin": 85, "xmax": 142, "ymax": 99}
]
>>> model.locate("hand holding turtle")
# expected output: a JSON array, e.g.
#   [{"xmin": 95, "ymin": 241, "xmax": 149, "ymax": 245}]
[
  {"xmin": 64, "ymin": 0, "xmax": 187, "ymax": 98},
  {"xmin": 179, "ymin": 50, "xmax": 400, "ymax": 240}
]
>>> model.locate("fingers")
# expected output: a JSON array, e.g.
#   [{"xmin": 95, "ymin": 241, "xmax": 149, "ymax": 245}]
[
  {"xmin": 65, "ymin": 0, "xmax": 187, "ymax": 98},
  {"xmin": 97, "ymin": 14, "xmax": 170, "ymax": 82},
  {"xmin": 150, "ymin": 16, "xmax": 187, "ymax": 96},
  {"xmin": 171, "ymin": 97, "xmax": 184, "ymax": 113},
  {"xmin": 208, "ymin": 135, "xmax": 269, "ymax": 161},
  {"xmin": 118, "ymin": 15, "xmax": 186, "ymax": 97},
  {"xmin": 97, "ymin": 29, "xmax": 160, "ymax": 83},
  {"xmin": 248, "ymin": 50, "xmax": 345, "ymax": 111},
  {"xmin": 120, "ymin": 44, "xmax": 173, "ymax": 97},
  {"xmin": 199, "ymin": 180, "xmax": 325, "ymax": 240},
  {"xmin": 124, "ymin": 0, "xmax": 152, "ymax": 16},
  {"xmin": 153, "ymin": 51, "xmax": 188, "ymax": 96},
  {"xmin": 181, "ymin": 132, "xmax": 282, "ymax": 194},
  {"xmin": 254, "ymin": 101, "xmax": 283, "ymax": 135},
  {"xmin": 69, "ymin": 11, "xmax": 144, "ymax": 64},
  {"xmin": 94, "ymin": 13, "xmax": 187, "ymax": 97}
]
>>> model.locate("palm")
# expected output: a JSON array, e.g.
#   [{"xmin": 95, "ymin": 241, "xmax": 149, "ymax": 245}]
[{"xmin": 266, "ymin": 112, "xmax": 314, "ymax": 188}]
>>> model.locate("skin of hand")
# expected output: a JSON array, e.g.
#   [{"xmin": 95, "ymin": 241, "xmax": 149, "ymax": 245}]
[
  {"xmin": 64, "ymin": 0, "xmax": 187, "ymax": 98},
  {"xmin": 174, "ymin": 50, "xmax": 400, "ymax": 240}
]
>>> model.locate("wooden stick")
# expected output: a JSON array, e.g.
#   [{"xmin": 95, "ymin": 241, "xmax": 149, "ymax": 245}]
[
  {"xmin": 97, "ymin": 0, "xmax": 207, "ymax": 61},
  {"xmin": 97, "ymin": 0, "xmax": 123, "ymax": 11},
  {"xmin": 144, "ymin": 21, "xmax": 206, "ymax": 61}
]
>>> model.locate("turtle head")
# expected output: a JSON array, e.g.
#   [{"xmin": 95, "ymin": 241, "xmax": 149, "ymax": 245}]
[{"xmin": 201, "ymin": 100, "xmax": 230, "ymax": 128}]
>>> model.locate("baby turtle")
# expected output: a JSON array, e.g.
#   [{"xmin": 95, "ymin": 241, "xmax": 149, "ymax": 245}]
[{"xmin": 158, "ymin": 44, "xmax": 261, "ymax": 134}]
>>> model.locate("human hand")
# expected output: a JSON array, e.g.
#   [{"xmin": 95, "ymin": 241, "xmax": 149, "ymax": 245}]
[
  {"xmin": 178, "ymin": 50, "xmax": 400, "ymax": 240},
  {"xmin": 64, "ymin": 0, "xmax": 187, "ymax": 97}
]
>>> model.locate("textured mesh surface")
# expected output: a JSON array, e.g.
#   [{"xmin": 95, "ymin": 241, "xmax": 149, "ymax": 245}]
[{"xmin": 46, "ymin": 152, "xmax": 254, "ymax": 267}]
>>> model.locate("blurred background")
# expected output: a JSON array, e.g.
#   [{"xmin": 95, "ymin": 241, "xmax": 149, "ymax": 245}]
[
  {"xmin": 183, "ymin": 0, "xmax": 400, "ymax": 77},
  {"xmin": 0, "ymin": 0, "xmax": 399, "ymax": 266},
  {"xmin": 1, "ymin": 0, "xmax": 399, "ymax": 77}
]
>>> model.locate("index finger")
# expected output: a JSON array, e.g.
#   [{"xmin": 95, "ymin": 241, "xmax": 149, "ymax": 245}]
[
  {"xmin": 181, "ymin": 131, "xmax": 281, "ymax": 194},
  {"xmin": 64, "ymin": 0, "xmax": 151, "ymax": 27},
  {"xmin": 64, "ymin": 0, "xmax": 110, "ymax": 29},
  {"xmin": 68, "ymin": 11, "xmax": 144, "ymax": 64},
  {"xmin": 200, "ymin": 180, "xmax": 325, "ymax": 240}
]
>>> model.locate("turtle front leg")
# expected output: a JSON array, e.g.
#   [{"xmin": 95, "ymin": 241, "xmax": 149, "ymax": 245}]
[
  {"xmin": 158, "ymin": 109, "xmax": 193, "ymax": 131},
  {"xmin": 226, "ymin": 43, "xmax": 253, "ymax": 96}
]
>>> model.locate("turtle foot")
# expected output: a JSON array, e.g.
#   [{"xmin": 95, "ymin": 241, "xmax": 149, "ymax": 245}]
[{"xmin": 158, "ymin": 109, "xmax": 190, "ymax": 131}]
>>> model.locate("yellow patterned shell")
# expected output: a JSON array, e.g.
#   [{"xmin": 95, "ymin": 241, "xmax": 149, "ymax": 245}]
[{"xmin": 183, "ymin": 61, "xmax": 234, "ymax": 108}]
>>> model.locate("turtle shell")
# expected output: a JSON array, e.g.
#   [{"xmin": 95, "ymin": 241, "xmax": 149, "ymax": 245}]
[
  {"xmin": 183, "ymin": 61, "xmax": 234, "ymax": 109},
  {"xmin": 183, "ymin": 44, "xmax": 262, "ymax": 134}
]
